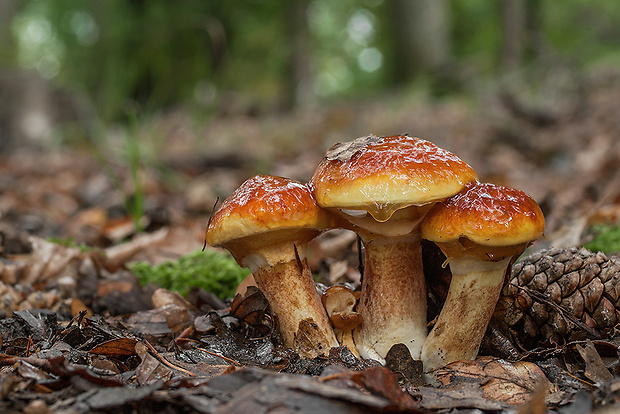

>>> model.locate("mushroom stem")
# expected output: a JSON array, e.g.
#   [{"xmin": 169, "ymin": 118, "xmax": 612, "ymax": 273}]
[
  {"xmin": 354, "ymin": 235, "xmax": 427, "ymax": 362},
  {"xmin": 421, "ymin": 256, "xmax": 511, "ymax": 373},
  {"xmin": 337, "ymin": 330, "xmax": 360, "ymax": 358},
  {"xmin": 253, "ymin": 256, "xmax": 339, "ymax": 358}
]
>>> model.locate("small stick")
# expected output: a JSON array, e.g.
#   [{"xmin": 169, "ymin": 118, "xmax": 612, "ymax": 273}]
[
  {"xmin": 142, "ymin": 339, "xmax": 195, "ymax": 377},
  {"xmin": 513, "ymin": 284, "xmax": 601, "ymax": 339},
  {"xmin": 195, "ymin": 347, "xmax": 242, "ymax": 366}
]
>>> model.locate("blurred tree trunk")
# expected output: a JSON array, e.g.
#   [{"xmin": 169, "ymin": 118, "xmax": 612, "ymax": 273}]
[
  {"xmin": 0, "ymin": 1, "xmax": 57, "ymax": 152},
  {"xmin": 283, "ymin": 0, "xmax": 315, "ymax": 111},
  {"xmin": 387, "ymin": 0, "xmax": 451, "ymax": 84},
  {"xmin": 501, "ymin": 0, "xmax": 525, "ymax": 71},
  {"xmin": 525, "ymin": 0, "xmax": 546, "ymax": 60},
  {"xmin": 0, "ymin": 0, "xmax": 18, "ymax": 65},
  {"xmin": 501, "ymin": 0, "xmax": 546, "ymax": 71}
]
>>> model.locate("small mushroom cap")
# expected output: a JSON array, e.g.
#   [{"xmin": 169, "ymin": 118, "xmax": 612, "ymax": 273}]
[
  {"xmin": 321, "ymin": 285, "xmax": 362, "ymax": 330},
  {"xmin": 206, "ymin": 175, "xmax": 333, "ymax": 248},
  {"xmin": 421, "ymin": 182, "xmax": 545, "ymax": 253},
  {"xmin": 310, "ymin": 134, "xmax": 478, "ymax": 221}
]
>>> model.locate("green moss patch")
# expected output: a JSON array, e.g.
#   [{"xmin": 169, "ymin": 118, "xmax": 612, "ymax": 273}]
[{"xmin": 129, "ymin": 249, "xmax": 250, "ymax": 299}]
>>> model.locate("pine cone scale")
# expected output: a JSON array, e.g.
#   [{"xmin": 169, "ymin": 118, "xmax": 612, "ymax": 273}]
[
  {"xmin": 547, "ymin": 262, "xmax": 565, "ymax": 283},
  {"xmin": 560, "ymin": 290, "xmax": 584, "ymax": 319},
  {"xmin": 517, "ymin": 264, "xmax": 536, "ymax": 286},
  {"xmin": 580, "ymin": 263, "xmax": 601, "ymax": 288},
  {"xmin": 543, "ymin": 282, "xmax": 561, "ymax": 304},
  {"xmin": 583, "ymin": 277, "xmax": 604, "ymax": 314},
  {"xmin": 557, "ymin": 271, "xmax": 579, "ymax": 297},
  {"xmin": 529, "ymin": 272, "xmax": 548, "ymax": 292},
  {"xmin": 603, "ymin": 273, "xmax": 620, "ymax": 302}
]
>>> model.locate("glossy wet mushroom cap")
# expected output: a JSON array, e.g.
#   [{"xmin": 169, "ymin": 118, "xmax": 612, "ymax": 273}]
[
  {"xmin": 207, "ymin": 175, "xmax": 334, "ymax": 269},
  {"xmin": 311, "ymin": 134, "xmax": 479, "ymax": 230},
  {"xmin": 420, "ymin": 182, "xmax": 545, "ymax": 259}
]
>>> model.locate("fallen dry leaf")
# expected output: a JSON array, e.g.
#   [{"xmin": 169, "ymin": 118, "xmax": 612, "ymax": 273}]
[
  {"xmin": 416, "ymin": 385, "xmax": 508, "ymax": 411},
  {"xmin": 151, "ymin": 287, "xmax": 197, "ymax": 312},
  {"xmin": 576, "ymin": 340, "xmax": 614, "ymax": 385},
  {"xmin": 229, "ymin": 286, "xmax": 270, "ymax": 329},
  {"xmin": 349, "ymin": 366, "xmax": 421, "ymax": 410},
  {"xmin": 433, "ymin": 357, "xmax": 550, "ymax": 405},
  {"xmin": 21, "ymin": 237, "xmax": 81, "ymax": 286},
  {"xmin": 158, "ymin": 303, "xmax": 196, "ymax": 336},
  {"xmin": 101, "ymin": 227, "xmax": 169, "ymax": 272},
  {"xmin": 88, "ymin": 337, "xmax": 139, "ymax": 358},
  {"xmin": 69, "ymin": 297, "xmax": 93, "ymax": 318},
  {"xmin": 233, "ymin": 273, "xmax": 257, "ymax": 297},
  {"xmin": 135, "ymin": 341, "xmax": 175, "ymax": 386}
]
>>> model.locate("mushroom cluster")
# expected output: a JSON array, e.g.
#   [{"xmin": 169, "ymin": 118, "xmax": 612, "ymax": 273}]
[{"xmin": 205, "ymin": 134, "xmax": 545, "ymax": 373}]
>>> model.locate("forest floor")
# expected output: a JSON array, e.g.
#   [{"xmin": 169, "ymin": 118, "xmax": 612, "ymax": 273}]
[{"xmin": 2, "ymin": 64, "xmax": 620, "ymax": 413}]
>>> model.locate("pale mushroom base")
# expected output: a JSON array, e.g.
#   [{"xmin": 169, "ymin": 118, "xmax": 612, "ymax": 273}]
[{"xmin": 421, "ymin": 256, "xmax": 511, "ymax": 373}]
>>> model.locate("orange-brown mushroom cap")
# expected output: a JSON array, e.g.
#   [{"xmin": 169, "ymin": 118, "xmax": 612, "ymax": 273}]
[
  {"xmin": 421, "ymin": 182, "xmax": 545, "ymax": 259},
  {"xmin": 310, "ymin": 134, "xmax": 479, "ymax": 221},
  {"xmin": 207, "ymin": 174, "xmax": 333, "ymax": 246},
  {"xmin": 206, "ymin": 175, "xmax": 335, "ymax": 267}
]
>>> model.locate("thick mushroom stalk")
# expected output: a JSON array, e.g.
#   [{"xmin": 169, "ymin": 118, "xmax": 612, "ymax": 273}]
[
  {"xmin": 420, "ymin": 182, "xmax": 545, "ymax": 374},
  {"xmin": 311, "ymin": 134, "xmax": 478, "ymax": 362},
  {"xmin": 322, "ymin": 285, "xmax": 362, "ymax": 358},
  {"xmin": 205, "ymin": 175, "xmax": 339, "ymax": 358},
  {"xmin": 421, "ymin": 255, "xmax": 511, "ymax": 371},
  {"xmin": 355, "ymin": 233, "xmax": 427, "ymax": 361}
]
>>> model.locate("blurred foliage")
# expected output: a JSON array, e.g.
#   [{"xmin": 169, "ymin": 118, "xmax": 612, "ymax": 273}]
[
  {"xmin": 8, "ymin": 0, "xmax": 620, "ymax": 122},
  {"xmin": 309, "ymin": 0, "xmax": 386, "ymax": 96},
  {"xmin": 130, "ymin": 249, "xmax": 251, "ymax": 299},
  {"xmin": 545, "ymin": 0, "xmax": 620, "ymax": 63},
  {"xmin": 585, "ymin": 224, "xmax": 620, "ymax": 255},
  {"xmin": 47, "ymin": 237, "xmax": 94, "ymax": 252}
]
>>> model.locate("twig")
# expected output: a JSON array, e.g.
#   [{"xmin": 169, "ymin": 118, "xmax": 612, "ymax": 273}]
[
  {"xmin": 564, "ymin": 371, "xmax": 596, "ymax": 388},
  {"xmin": 171, "ymin": 326, "xmax": 194, "ymax": 349},
  {"xmin": 195, "ymin": 347, "xmax": 242, "ymax": 366},
  {"xmin": 319, "ymin": 372, "xmax": 356, "ymax": 382},
  {"xmin": 512, "ymin": 284, "xmax": 602, "ymax": 340},
  {"xmin": 26, "ymin": 335, "xmax": 40, "ymax": 358},
  {"xmin": 142, "ymin": 339, "xmax": 195, "ymax": 377}
]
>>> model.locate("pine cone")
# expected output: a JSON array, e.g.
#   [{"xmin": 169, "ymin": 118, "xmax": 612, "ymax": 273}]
[{"xmin": 493, "ymin": 247, "xmax": 620, "ymax": 348}]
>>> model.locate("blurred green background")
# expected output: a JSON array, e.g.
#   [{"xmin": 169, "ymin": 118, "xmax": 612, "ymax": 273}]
[
  {"xmin": 2, "ymin": 0, "xmax": 619, "ymax": 137},
  {"xmin": 1, "ymin": 0, "xmax": 620, "ymax": 263}
]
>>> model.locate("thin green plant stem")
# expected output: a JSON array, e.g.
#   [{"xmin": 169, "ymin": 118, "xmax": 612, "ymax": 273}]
[
  {"xmin": 83, "ymin": 112, "xmax": 146, "ymax": 235},
  {"xmin": 123, "ymin": 106, "xmax": 145, "ymax": 232}
]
